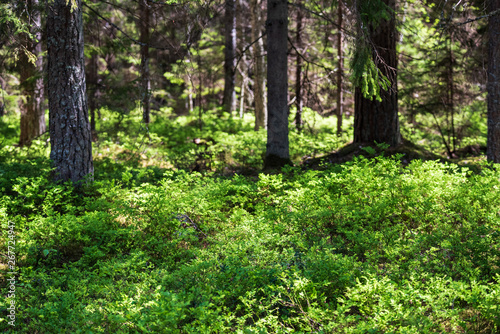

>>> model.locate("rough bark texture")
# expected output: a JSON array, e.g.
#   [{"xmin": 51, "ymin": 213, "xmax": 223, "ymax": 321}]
[
  {"xmin": 488, "ymin": 0, "xmax": 500, "ymax": 163},
  {"xmin": 353, "ymin": 0, "xmax": 401, "ymax": 147},
  {"xmin": 19, "ymin": 0, "xmax": 45, "ymax": 146},
  {"xmin": 251, "ymin": 0, "xmax": 267, "ymax": 130},
  {"xmin": 294, "ymin": 2, "xmax": 303, "ymax": 132},
  {"xmin": 264, "ymin": 0, "xmax": 291, "ymax": 168},
  {"xmin": 139, "ymin": 0, "xmax": 151, "ymax": 124},
  {"xmin": 336, "ymin": 0, "xmax": 343, "ymax": 136},
  {"xmin": 223, "ymin": 0, "xmax": 237, "ymax": 115},
  {"xmin": 47, "ymin": 0, "xmax": 94, "ymax": 183}
]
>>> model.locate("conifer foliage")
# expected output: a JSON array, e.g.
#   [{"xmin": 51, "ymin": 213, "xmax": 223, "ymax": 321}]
[{"xmin": 352, "ymin": 0, "xmax": 401, "ymax": 147}]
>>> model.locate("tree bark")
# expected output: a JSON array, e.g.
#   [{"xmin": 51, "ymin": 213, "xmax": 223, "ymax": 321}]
[
  {"xmin": 251, "ymin": 0, "xmax": 267, "ymax": 130},
  {"xmin": 336, "ymin": 0, "xmax": 344, "ymax": 136},
  {"xmin": 487, "ymin": 0, "xmax": 500, "ymax": 163},
  {"xmin": 0, "ymin": 77, "xmax": 5, "ymax": 117},
  {"xmin": 448, "ymin": 34, "xmax": 456, "ymax": 155},
  {"xmin": 19, "ymin": 0, "xmax": 45, "ymax": 146},
  {"xmin": 294, "ymin": 1, "xmax": 303, "ymax": 132},
  {"xmin": 47, "ymin": 0, "xmax": 94, "ymax": 183},
  {"xmin": 264, "ymin": 0, "xmax": 291, "ymax": 168},
  {"xmin": 86, "ymin": 0, "xmax": 100, "ymax": 142},
  {"xmin": 223, "ymin": 0, "xmax": 237, "ymax": 115},
  {"xmin": 353, "ymin": 0, "xmax": 401, "ymax": 147},
  {"xmin": 88, "ymin": 52, "xmax": 99, "ymax": 141},
  {"xmin": 139, "ymin": 0, "xmax": 151, "ymax": 124}
]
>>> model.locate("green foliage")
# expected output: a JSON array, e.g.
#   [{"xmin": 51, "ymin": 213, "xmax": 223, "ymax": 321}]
[
  {"xmin": 351, "ymin": 45, "xmax": 391, "ymax": 102},
  {"xmin": 398, "ymin": 0, "xmax": 487, "ymax": 156},
  {"xmin": 1, "ymin": 149, "xmax": 499, "ymax": 332},
  {"xmin": 87, "ymin": 106, "xmax": 352, "ymax": 172},
  {"xmin": 350, "ymin": 0, "xmax": 393, "ymax": 101}
]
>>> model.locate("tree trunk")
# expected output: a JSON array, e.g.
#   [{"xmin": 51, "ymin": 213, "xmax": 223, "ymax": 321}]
[
  {"xmin": 251, "ymin": 0, "xmax": 267, "ymax": 130},
  {"xmin": 448, "ymin": 34, "xmax": 456, "ymax": 156},
  {"xmin": 353, "ymin": 0, "xmax": 401, "ymax": 147},
  {"xmin": 86, "ymin": 1, "xmax": 100, "ymax": 142},
  {"xmin": 139, "ymin": 0, "xmax": 151, "ymax": 124},
  {"xmin": 336, "ymin": 0, "xmax": 344, "ymax": 136},
  {"xmin": 487, "ymin": 0, "xmax": 500, "ymax": 163},
  {"xmin": 294, "ymin": 1, "xmax": 303, "ymax": 132},
  {"xmin": 264, "ymin": 0, "xmax": 291, "ymax": 168},
  {"xmin": 47, "ymin": 0, "xmax": 94, "ymax": 183},
  {"xmin": 240, "ymin": 76, "xmax": 246, "ymax": 118},
  {"xmin": 19, "ymin": 0, "xmax": 45, "ymax": 146},
  {"xmin": 88, "ymin": 52, "xmax": 99, "ymax": 141},
  {"xmin": 0, "ymin": 77, "xmax": 5, "ymax": 117},
  {"xmin": 223, "ymin": 0, "xmax": 237, "ymax": 115}
]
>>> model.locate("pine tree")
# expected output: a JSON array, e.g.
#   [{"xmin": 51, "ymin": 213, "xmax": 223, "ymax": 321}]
[
  {"xmin": 352, "ymin": 0, "xmax": 401, "ymax": 147},
  {"xmin": 47, "ymin": 0, "xmax": 94, "ymax": 183},
  {"xmin": 19, "ymin": 0, "xmax": 45, "ymax": 146},
  {"xmin": 488, "ymin": 0, "xmax": 500, "ymax": 162},
  {"xmin": 264, "ymin": 0, "xmax": 291, "ymax": 168}
]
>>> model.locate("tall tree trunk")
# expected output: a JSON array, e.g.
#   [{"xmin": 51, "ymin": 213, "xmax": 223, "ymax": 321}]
[
  {"xmin": 336, "ymin": 0, "xmax": 344, "ymax": 136},
  {"xmin": 353, "ymin": 0, "xmax": 401, "ymax": 147},
  {"xmin": 294, "ymin": 1, "xmax": 303, "ymax": 132},
  {"xmin": 86, "ymin": 1, "xmax": 100, "ymax": 142},
  {"xmin": 88, "ymin": 52, "xmax": 99, "ymax": 141},
  {"xmin": 223, "ymin": 0, "xmax": 237, "ymax": 115},
  {"xmin": 47, "ymin": 0, "xmax": 93, "ymax": 183},
  {"xmin": 251, "ymin": 0, "xmax": 267, "ymax": 130},
  {"xmin": 139, "ymin": 0, "xmax": 151, "ymax": 124},
  {"xmin": 487, "ymin": 0, "xmax": 500, "ymax": 163},
  {"xmin": 239, "ymin": 76, "xmax": 246, "ymax": 118},
  {"xmin": 237, "ymin": 0, "xmax": 246, "ymax": 118},
  {"xmin": 0, "ymin": 77, "xmax": 5, "ymax": 117},
  {"xmin": 19, "ymin": 0, "xmax": 45, "ymax": 146},
  {"xmin": 448, "ymin": 34, "xmax": 456, "ymax": 155},
  {"xmin": 264, "ymin": 0, "xmax": 290, "ymax": 168}
]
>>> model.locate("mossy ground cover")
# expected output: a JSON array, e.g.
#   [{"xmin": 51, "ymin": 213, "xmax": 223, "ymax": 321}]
[{"xmin": 1, "ymin": 109, "xmax": 499, "ymax": 333}]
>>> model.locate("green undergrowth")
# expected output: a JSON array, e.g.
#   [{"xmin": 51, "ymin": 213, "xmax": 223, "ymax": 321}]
[
  {"xmin": 91, "ymin": 106, "xmax": 352, "ymax": 171},
  {"xmin": 1, "ymin": 155, "xmax": 500, "ymax": 333}
]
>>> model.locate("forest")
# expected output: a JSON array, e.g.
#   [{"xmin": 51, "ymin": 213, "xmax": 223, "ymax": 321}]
[{"xmin": 0, "ymin": 0, "xmax": 500, "ymax": 332}]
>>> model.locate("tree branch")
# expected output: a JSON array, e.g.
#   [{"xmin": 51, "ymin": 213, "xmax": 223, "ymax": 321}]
[{"xmin": 82, "ymin": 1, "xmax": 169, "ymax": 50}]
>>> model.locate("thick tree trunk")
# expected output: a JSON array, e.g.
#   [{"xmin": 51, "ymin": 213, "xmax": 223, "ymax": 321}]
[
  {"xmin": 336, "ymin": 0, "xmax": 343, "ymax": 136},
  {"xmin": 264, "ymin": 0, "xmax": 291, "ymax": 168},
  {"xmin": 251, "ymin": 0, "xmax": 267, "ymax": 130},
  {"xmin": 487, "ymin": 0, "xmax": 500, "ymax": 163},
  {"xmin": 353, "ymin": 0, "xmax": 401, "ymax": 147},
  {"xmin": 47, "ymin": 0, "xmax": 94, "ymax": 183},
  {"xmin": 19, "ymin": 0, "xmax": 45, "ymax": 146},
  {"xmin": 223, "ymin": 0, "xmax": 237, "ymax": 115},
  {"xmin": 139, "ymin": 0, "xmax": 151, "ymax": 124},
  {"xmin": 294, "ymin": 1, "xmax": 303, "ymax": 132}
]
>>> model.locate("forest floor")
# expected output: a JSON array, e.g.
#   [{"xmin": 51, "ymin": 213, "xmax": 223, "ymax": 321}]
[
  {"xmin": 303, "ymin": 138, "xmax": 486, "ymax": 171},
  {"xmin": 1, "ymin": 109, "xmax": 498, "ymax": 333}
]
